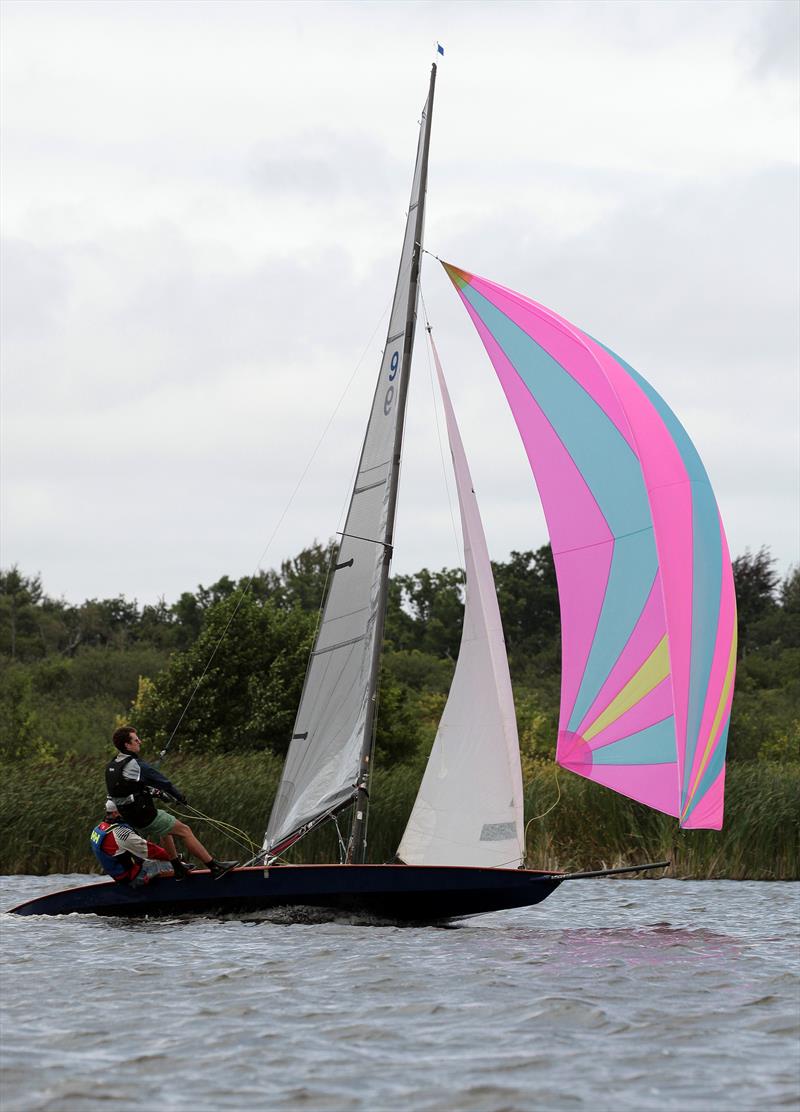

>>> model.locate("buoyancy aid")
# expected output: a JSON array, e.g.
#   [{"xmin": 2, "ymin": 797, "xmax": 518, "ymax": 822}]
[
  {"xmin": 105, "ymin": 754, "xmax": 158, "ymax": 829},
  {"xmin": 89, "ymin": 821, "xmax": 143, "ymax": 883}
]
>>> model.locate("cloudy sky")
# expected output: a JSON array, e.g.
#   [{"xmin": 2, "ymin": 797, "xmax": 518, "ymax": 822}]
[{"xmin": 2, "ymin": 0, "xmax": 798, "ymax": 606}]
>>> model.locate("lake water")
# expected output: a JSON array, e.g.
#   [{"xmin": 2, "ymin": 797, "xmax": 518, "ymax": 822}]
[{"xmin": 1, "ymin": 875, "xmax": 798, "ymax": 1111}]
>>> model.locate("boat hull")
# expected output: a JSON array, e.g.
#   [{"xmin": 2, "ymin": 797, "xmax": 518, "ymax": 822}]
[{"xmin": 8, "ymin": 864, "xmax": 563, "ymax": 922}]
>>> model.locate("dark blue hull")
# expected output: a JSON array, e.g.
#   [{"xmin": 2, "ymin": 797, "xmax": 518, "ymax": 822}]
[{"xmin": 8, "ymin": 864, "xmax": 563, "ymax": 922}]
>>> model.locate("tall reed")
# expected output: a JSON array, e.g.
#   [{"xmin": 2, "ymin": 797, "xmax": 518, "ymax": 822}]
[
  {"xmin": 522, "ymin": 761, "xmax": 798, "ymax": 879},
  {"xmin": 1, "ymin": 756, "xmax": 796, "ymax": 879}
]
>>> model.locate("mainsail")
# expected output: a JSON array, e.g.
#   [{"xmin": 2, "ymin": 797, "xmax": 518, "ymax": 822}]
[
  {"xmin": 398, "ymin": 332, "xmax": 525, "ymax": 868},
  {"xmin": 444, "ymin": 263, "xmax": 736, "ymax": 830},
  {"xmin": 264, "ymin": 68, "xmax": 437, "ymax": 856}
]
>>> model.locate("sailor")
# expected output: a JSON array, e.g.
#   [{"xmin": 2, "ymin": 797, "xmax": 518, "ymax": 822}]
[
  {"xmin": 90, "ymin": 800, "xmax": 178, "ymax": 885},
  {"xmin": 105, "ymin": 726, "xmax": 236, "ymax": 880}
]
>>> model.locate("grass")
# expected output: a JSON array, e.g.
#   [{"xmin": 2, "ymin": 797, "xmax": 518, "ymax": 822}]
[
  {"xmin": 1, "ymin": 756, "xmax": 796, "ymax": 879},
  {"xmin": 521, "ymin": 761, "xmax": 799, "ymax": 879}
]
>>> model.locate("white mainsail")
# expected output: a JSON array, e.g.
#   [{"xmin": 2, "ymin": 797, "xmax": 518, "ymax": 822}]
[
  {"xmin": 398, "ymin": 334, "xmax": 525, "ymax": 868},
  {"xmin": 264, "ymin": 78, "xmax": 436, "ymax": 856}
]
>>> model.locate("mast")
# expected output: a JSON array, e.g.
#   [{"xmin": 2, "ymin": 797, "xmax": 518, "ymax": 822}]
[
  {"xmin": 346, "ymin": 63, "xmax": 437, "ymax": 863},
  {"xmin": 263, "ymin": 65, "xmax": 438, "ymax": 862}
]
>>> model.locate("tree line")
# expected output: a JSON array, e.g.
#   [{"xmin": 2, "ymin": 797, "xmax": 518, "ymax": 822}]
[{"xmin": 0, "ymin": 544, "xmax": 797, "ymax": 767}]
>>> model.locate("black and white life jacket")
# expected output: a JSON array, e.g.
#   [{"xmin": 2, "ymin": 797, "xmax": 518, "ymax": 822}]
[{"xmin": 105, "ymin": 754, "xmax": 158, "ymax": 829}]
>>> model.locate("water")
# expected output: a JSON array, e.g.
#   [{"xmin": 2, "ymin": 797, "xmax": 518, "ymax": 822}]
[{"xmin": 2, "ymin": 876, "xmax": 798, "ymax": 1112}]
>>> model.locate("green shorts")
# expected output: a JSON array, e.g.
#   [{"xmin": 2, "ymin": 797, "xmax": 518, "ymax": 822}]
[{"xmin": 138, "ymin": 809, "xmax": 178, "ymax": 839}]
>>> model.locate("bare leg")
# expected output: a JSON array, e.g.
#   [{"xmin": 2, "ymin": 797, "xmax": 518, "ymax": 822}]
[
  {"xmin": 171, "ymin": 819, "xmax": 213, "ymax": 865},
  {"xmin": 161, "ymin": 835, "xmax": 178, "ymax": 858}
]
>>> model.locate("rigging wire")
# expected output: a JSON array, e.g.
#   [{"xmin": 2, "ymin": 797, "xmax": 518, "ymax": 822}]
[
  {"xmin": 156, "ymin": 298, "xmax": 394, "ymax": 764},
  {"xmin": 333, "ymin": 814, "xmax": 347, "ymax": 864}
]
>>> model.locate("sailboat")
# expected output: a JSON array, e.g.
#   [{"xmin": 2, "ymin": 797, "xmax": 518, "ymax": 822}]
[{"xmin": 11, "ymin": 63, "xmax": 735, "ymax": 921}]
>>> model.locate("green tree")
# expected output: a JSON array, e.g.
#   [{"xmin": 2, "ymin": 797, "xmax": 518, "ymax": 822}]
[
  {"xmin": 383, "ymin": 649, "xmax": 454, "ymax": 694},
  {"xmin": 134, "ymin": 593, "xmax": 315, "ymax": 755},
  {"xmin": 733, "ymin": 547, "xmax": 779, "ymax": 657},
  {"xmin": 0, "ymin": 664, "xmax": 49, "ymax": 760},
  {"xmin": 373, "ymin": 670, "xmax": 427, "ymax": 766},
  {"xmin": 258, "ymin": 540, "xmax": 336, "ymax": 612},
  {"xmin": 66, "ymin": 596, "xmax": 141, "ymax": 653},
  {"xmin": 781, "ymin": 566, "xmax": 800, "ymax": 615},
  {"xmin": 0, "ymin": 568, "xmax": 61, "ymax": 661},
  {"xmin": 166, "ymin": 543, "xmax": 336, "ymax": 654},
  {"xmin": 727, "ymin": 559, "xmax": 800, "ymax": 761},
  {"xmin": 389, "ymin": 567, "xmax": 465, "ymax": 658},
  {"xmin": 384, "ymin": 579, "xmax": 420, "ymax": 651},
  {"xmin": 195, "ymin": 576, "xmax": 238, "ymax": 610},
  {"xmin": 138, "ymin": 598, "xmax": 178, "ymax": 650},
  {"xmin": 492, "ymin": 546, "xmax": 559, "ymax": 661},
  {"xmin": 171, "ymin": 591, "xmax": 206, "ymax": 650}
]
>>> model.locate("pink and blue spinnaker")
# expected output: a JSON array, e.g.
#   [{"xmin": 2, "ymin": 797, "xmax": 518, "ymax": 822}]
[{"xmin": 444, "ymin": 262, "xmax": 736, "ymax": 829}]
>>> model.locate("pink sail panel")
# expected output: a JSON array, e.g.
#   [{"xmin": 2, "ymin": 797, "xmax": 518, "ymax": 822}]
[
  {"xmin": 443, "ymin": 262, "xmax": 736, "ymax": 829},
  {"xmin": 574, "ymin": 571, "xmax": 667, "ymax": 740},
  {"xmin": 450, "ymin": 287, "xmax": 616, "ymax": 739}
]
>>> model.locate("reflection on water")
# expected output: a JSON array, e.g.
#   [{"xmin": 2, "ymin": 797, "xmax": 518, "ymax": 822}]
[
  {"xmin": 1, "ymin": 877, "xmax": 798, "ymax": 1112},
  {"xmin": 550, "ymin": 924, "xmax": 742, "ymax": 967}
]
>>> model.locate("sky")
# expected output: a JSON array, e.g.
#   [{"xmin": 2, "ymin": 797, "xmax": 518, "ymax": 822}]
[{"xmin": 1, "ymin": 0, "xmax": 798, "ymax": 607}]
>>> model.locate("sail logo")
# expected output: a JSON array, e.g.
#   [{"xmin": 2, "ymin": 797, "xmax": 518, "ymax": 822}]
[{"xmin": 384, "ymin": 351, "xmax": 400, "ymax": 416}]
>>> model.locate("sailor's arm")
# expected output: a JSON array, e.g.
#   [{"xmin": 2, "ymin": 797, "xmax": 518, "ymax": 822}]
[
  {"xmin": 114, "ymin": 825, "xmax": 172, "ymax": 862},
  {"xmin": 136, "ymin": 759, "xmax": 187, "ymax": 803}
]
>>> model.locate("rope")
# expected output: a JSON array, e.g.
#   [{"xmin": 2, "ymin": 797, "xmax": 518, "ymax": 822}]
[
  {"xmin": 157, "ymin": 298, "xmax": 394, "ymax": 763},
  {"xmin": 522, "ymin": 764, "xmax": 562, "ymax": 866},
  {"xmin": 525, "ymin": 764, "xmax": 562, "ymax": 827},
  {"xmin": 172, "ymin": 803, "xmax": 261, "ymax": 855},
  {"xmin": 488, "ymin": 767, "xmax": 563, "ymax": 870}
]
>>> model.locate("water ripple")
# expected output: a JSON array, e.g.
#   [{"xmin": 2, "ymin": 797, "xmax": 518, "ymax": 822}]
[{"xmin": 1, "ymin": 877, "xmax": 798, "ymax": 1111}]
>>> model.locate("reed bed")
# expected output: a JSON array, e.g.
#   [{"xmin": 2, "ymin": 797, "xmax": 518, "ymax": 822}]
[
  {"xmin": 1, "ymin": 757, "xmax": 796, "ymax": 879},
  {"xmin": 521, "ymin": 761, "xmax": 799, "ymax": 879}
]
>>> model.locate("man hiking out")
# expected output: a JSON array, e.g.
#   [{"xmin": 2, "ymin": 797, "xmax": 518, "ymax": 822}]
[{"xmin": 105, "ymin": 726, "xmax": 235, "ymax": 880}]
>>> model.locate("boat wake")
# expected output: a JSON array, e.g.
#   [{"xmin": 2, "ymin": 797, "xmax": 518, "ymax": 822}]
[{"xmin": 217, "ymin": 904, "xmax": 459, "ymax": 928}]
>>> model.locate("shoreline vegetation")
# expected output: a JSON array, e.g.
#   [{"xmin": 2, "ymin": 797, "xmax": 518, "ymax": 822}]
[
  {"xmin": 1, "ymin": 545, "xmax": 798, "ymax": 880},
  {"xmin": 1, "ymin": 757, "xmax": 797, "ymax": 880}
]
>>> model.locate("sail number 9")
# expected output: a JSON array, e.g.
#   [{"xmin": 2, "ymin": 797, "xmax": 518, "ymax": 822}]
[{"xmin": 384, "ymin": 351, "xmax": 399, "ymax": 416}]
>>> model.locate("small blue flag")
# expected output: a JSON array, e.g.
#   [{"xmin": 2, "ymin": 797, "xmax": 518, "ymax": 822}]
[{"xmin": 437, "ymin": 42, "xmax": 444, "ymax": 56}]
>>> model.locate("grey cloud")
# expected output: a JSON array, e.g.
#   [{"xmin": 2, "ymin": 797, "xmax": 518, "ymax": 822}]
[
  {"xmin": 426, "ymin": 164, "xmax": 799, "ymax": 575},
  {"xmin": 435, "ymin": 165, "xmax": 799, "ymax": 375},
  {"xmin": 2, "ymin": 0, "xmax": 798, "ymax": 603},
  {"xmin": 249, "ymin": 130, "xmax": 404, "ymax": 203},
  {"xmin": 0, "ymin": 238, "xmax": 71, "ymax": 339},
  {"xmin": 2, "ymin": 223, "xmax": 398, "ymax": 419},
  {"xmin": 751, "ymin": 0, "xmax": 800, "ymax": 79}
]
